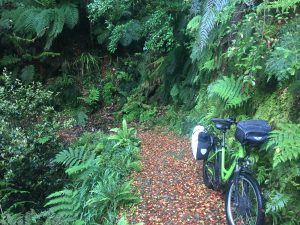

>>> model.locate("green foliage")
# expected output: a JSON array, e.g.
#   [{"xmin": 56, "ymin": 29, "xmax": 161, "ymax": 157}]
[
  {"xmin": 74, "ymin": 52, "xmax": 100, "ymax": 76},
  {"xmin": 78, "ymin": 86, "xmax": 100, "ymax": 106},
  {"xmin": 88, "ymin": 0, "xmax": 132, "ymax": 23},
  {"xmin": 208, "ymin": 76, "xmax": 250, "ymax": 108},
  {"xmin": 0, "ymin": 69, "xmax": 63, "ymax": 210},
  {"xmin": 267, "ymin": 123, "xmax": 300, "ymax": 167},
  {"xmin": 143, "ymin": 10, "xmax": 175, "ymax": 53},
  {"xmin": 257, "ymin": 0, "xmax": 300, "ymax": 13},
  {"xmin": 0, "ymin": 210, "xmax": 40, "ymax": 225},
  {"xmin": 266, "ymin": 17, "xmax": 300, "ymax": 82},
  {"xmin": 54, "ymin": 147, "xmax": 96, "ymax": 167},
  {"xmin": 190, "ymin": 0, "xmax": 229, "ymax": 60},
  {"xmin": 266, "ymin": 190, "xmax": 290, "ymax": 214},
  {"xmin": 120, "ymin": 93, "xmax": 158, "ymax": 123},
  {"xmin": 0, "ymin": 55, "xmax": 21, "ymax": 66},
  {"xmin": 109, "ymin": 119, "xmax": 140, "ymax": 149},
  {"xmin": 108, "ymin": 20, "xmax": 143, "ymax": 53},
  {"xmin": 254, "ymin": 89, "xmax": 293, "ymax": 124},
  {"xmin": 12, "ymin": 1, "xmax": 79, "ymax": 49},
  {"xmin": 45, "ymin": 126, "xmax": 141, "ymax": 224},
  {"xmin": 20, "ymin": 65, "xmax": 35, "ymax": 82}
]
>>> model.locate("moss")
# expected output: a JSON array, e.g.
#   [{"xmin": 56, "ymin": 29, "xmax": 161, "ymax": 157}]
[{"xmin": 254, "ymin": 88, "xmax": 293, "ymax": 126}]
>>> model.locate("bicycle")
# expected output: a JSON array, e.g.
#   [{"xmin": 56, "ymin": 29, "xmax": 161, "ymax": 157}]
[{"xmin": 196, "ymin": 118, "xmax": 271, "ymax": 225}]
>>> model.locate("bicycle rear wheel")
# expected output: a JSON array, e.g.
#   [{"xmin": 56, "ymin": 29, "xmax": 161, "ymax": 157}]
[
  {"xmin": 203, "ymin": 150, "xmax": 220, "ymax": 190},
  {"xmin": 226, "ymin": 173, "xmax": 264, "ymax": 225},
  {"xmin": 203, "ymin": 158, "xmax": 215, "ymax": 189}
]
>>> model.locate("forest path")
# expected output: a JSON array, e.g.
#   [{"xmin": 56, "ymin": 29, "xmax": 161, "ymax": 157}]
[{"xmin": 128, "ymin": 129, "xmax": 226, "ymax": 225}]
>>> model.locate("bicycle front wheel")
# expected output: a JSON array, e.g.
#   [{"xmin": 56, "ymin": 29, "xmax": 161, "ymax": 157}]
[{"xmin": 226, "ymin": 173, "xmax": 264, "ymax": 225}]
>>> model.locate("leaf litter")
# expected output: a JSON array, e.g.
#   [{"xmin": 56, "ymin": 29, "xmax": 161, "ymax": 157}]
[{"xmin": 127, "ymin": 129, "xmax": 226, "ymax": 225}]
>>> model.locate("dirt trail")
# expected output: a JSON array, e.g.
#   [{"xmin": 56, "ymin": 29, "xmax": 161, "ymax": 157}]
[{"xmin": 128, "ymin": 129, "xmax": 226, "ymax": 225}]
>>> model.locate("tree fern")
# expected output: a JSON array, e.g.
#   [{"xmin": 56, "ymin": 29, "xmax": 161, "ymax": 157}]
[
  {"xmin": 61, "ymin": 3, "xmax": 79, "ymax": 29},
  {"xmin": 208, "ymin": 75, "xmax": 250, "ymax": 108},
  {"xmin": 267, "ymin": 123, "xmax": 300, "ymax": 167},
  {"xmin": 0, "ymin": 55, "xmax": 21, "ymax": 66},
  {"xmin": 20, "ymin": 65, "xmax": 35, "ymax": 82},
  {"xmin": 13, "ymin": 2, "xmax": 79, "ymax": 49},
  {"xmin": 0, "ymin": 0, "xmax": 12, "ymax": 7},
  {"xmin": 45, "ymin": 8, "xmax": 65, "ymax": 49},
  {"xmin": 14, "ymin": 8, "xmax": 40, "ymax": 34}
]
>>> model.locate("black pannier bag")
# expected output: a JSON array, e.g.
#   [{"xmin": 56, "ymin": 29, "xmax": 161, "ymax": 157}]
[
  {"xmin": 235, "ymin": 120, "xmax": 271, "ymax": 146},
  {"xmin": 192, "ymin": 125, "xmax": 214, "ymax": 160}
]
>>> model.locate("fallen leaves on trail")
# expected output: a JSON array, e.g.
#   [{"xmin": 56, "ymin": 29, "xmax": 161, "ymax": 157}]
[{"xmin": 127, "ymin": 129, "xmax": 226, "ymax": 225}]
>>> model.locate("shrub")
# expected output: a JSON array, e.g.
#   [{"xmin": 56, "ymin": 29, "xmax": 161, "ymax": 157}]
[{"xmin": 0, "ymin": 69, "xmax": 63, "ymax": 211}]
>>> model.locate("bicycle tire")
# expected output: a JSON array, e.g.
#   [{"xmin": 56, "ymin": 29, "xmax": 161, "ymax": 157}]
[
  {"xmin": 203, "ymin": 158, "xmax": 214, "ymax": 189},
  {"xmin": 203, "ymin": 150, "xmax": 220, "ymax": 190},
  {"xmin": 225, "ymin": 172, "xmax": 264, "ymax": 225}
]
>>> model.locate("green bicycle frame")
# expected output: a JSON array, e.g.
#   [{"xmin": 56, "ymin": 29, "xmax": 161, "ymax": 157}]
[{"xmin": 207, "ymin": 145, "xmax": 246, "ymax": 182}]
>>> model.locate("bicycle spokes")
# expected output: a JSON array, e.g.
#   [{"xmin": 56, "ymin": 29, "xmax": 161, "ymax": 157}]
[{"xmin": 228, "ymin": 178, "xmax": 259, "ymax": 225}]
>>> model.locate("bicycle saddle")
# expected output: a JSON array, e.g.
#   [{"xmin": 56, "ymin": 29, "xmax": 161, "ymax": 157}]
[{"xmin": 211, "ymin": 118, "xmax": 236, "ymax": 130}]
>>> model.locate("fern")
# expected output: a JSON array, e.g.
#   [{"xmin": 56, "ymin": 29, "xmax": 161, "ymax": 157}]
[
  {"xmin": 13, "ymin": 3, "xmax": 79, "ymax": 49},
  {"xmin": 0, "ymin": 55, "xmax": 21, "ymax": 66},
  {"xmin": 266, "ymin": 17, "xmax": 300, "ymax": 82},
  {"xmin": 257, "ymin": 0, "xmax": 300, "ymax": 13},
  {"xmin": 208, "ymin": 75, "xmax": 250, "ymax": 108},
  {"xmin": 54, "ymin": 146, "xmax": 96, "ymax": 167},
  {"xmin": 267, "ymin": 123, "xmax": 300, "ymax": 167},
  {"xmin": 61, "ymin": 3, "xmax": 79, "ymax": 29},
  {"xmin": 14, "ymin": 8, "xmax": 40, "ymax": 34},
  {"xmin": 266, "ymin": 190, "xmax": 290, "ymax": 213},
  {"xmin": 65, "ymin": 159, "xmax": 98, "ymax": 178},
  {"xmin": 33, "ymin": 0, "xmax": 56, "ymax": 8},
  {"xmin": 0, "ymin": 210, "xmax": 39, "ymax": 225},
  {"xmin": 87, "ymin": 172, "xmax": 140, "ymax": 215},
  {"xmin": 191, "ymin": 0, "xmax": 229, "ymax": 60},
  {"xmin": 45, "ymin": 189, "xmax": 81, "ymax": 221},
  {"xmin": 0, "ymin": 0, "xmax": 11, "ymax": 7},
  {"xmin": 20, "ymin": 65, "xmax": 35, "ymax": 82},
  {"xmin": 44, "ymin": 9, "xmax": 65, "ymax": 49}
]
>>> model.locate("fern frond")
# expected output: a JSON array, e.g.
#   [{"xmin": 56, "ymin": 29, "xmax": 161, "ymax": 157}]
[
  {"xmin": 0, "ymin": 55, "xmax": 21, "ymax": 66},
  {"xmin": 34, "ymin": 9, "xmax": 53, "ymax": 36},
  {"xmin": 20, "ymin": 65, "xmax": 35, "ymax": 82},
  {"xmin": 266, "ymin": 18, "xmax": 300, "ymax": 82},
  {"xmin": 87, "ymin": 172, "xmax": 140, "ymax": 212},
  {"xmin": 45, "ymin": 189, "xmax": 80, "ymax": 220},
  {"xmin": 60, "ymin": 3, "xmax": 79, "ymax": 29},
  {"xmin": 0, "ymin": 0, "xmax": 12, "ymax": 7},
  {"xmin": 44, "ymin": 8, "xmax": 65, "ymax": 49},
  {"xmin": 191, "ymin": 0, "xmax": 229, "ymax": 60},
  {"xmin": 14, "ymin": 8, "xmax": 40, "ymax": 34},
  {"xmin": 266, "ymin": 190, "xmax": 290, "ymax": 213},
  {"xmin": 54, "ymin": 147, "xmax": 96, "ymax": 167},
  {"xmin": 65, "ymin": 160, "xmax": 95, "ymax": 176},
  {"xmin": 33, "ymin": 0, "xmax": 56, "ymax": 8},
  {"xmin": 208, "ymin": 76, "xmax": 249, "ymax": 108},
  {"xmin": 257, "ymin": 0, "xmax": 300, "ymax": 13},
  {"xmin": 267, "ymin": 123, "xmax": 300, "ymax": 167},
  {"xmin": 13, "ymin": 2, "xmax": 79, "ymax": 49}
]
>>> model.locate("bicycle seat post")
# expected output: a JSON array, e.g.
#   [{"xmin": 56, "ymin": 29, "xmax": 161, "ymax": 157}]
[{"xmin": 222, "ymin": 130, "xmax": 226, "ymax": 147}]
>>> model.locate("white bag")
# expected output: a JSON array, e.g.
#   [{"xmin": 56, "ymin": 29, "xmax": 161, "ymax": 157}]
[{"xmin": 191, "ymin": 125, "xmax": 213, "ymax": 160}]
